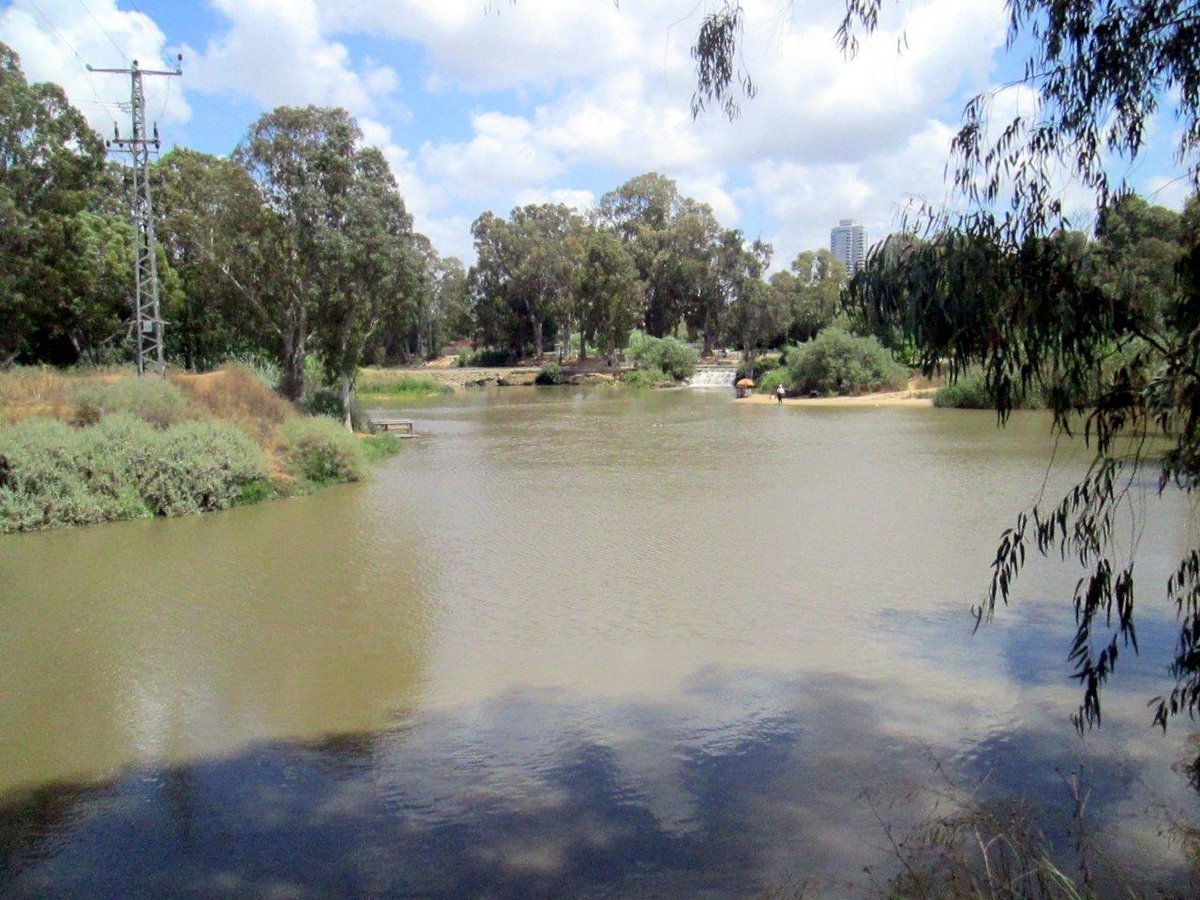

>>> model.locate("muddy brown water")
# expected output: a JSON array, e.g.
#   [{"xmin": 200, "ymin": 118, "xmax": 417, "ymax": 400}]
[{"xmin": 2, "ymin": 386, "xmax": 1197, "ymax": 896}]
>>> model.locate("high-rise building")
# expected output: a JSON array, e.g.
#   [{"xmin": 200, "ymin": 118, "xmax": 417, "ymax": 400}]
[{"xmin": 830, "ymin": 219, "xmax": 867, "ymax": 273}]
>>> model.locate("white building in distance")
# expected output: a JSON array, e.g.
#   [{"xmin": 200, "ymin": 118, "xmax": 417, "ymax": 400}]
[{"xmin": 830, "ymin": 219, "xmax": 867, "ymax": 273}]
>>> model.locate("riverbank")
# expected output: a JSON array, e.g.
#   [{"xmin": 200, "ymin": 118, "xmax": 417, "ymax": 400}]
[
  {"xmin": 371, "ymin": 362, "xmax": 628, "ymax": 391},
  {"xmin": 740, "ymin": 388, "xmax": 937, "ymax": 407},
  {"xmin": 0, "ymin": 366, "xmax": 400, "ymax": 534}
]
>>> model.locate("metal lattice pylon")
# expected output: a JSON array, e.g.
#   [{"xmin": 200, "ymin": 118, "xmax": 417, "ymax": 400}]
[{"xmin": 88, "ymin": 57, "xmax": 182, "ymax": 375}]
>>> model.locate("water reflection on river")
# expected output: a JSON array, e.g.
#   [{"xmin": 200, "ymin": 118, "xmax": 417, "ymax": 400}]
[{"xmin": 2, "ymin": 386, "xmax": 1198, "ymax": 896}]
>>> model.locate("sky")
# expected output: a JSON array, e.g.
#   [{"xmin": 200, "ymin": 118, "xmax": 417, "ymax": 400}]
[{"xmin": 1, "ymin": 0, "xmax": 1193, "ymax": 268}]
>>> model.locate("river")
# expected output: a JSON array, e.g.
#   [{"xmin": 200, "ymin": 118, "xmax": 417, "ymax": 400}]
[{"xmin": 1, "ymin": 386, "xmax": 1197, "ymax": 896}]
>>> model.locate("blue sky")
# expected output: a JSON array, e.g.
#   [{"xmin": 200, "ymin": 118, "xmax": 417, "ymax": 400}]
[{"xmin": 1, "ymin": 0, "xmax": 1192, "ymax": 266}]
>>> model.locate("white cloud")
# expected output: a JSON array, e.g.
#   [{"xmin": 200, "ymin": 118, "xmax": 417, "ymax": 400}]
[
  {"xmin": 0, "ymin": 0, "xmax": 191, "ymax": 134},
  {"xmin": 512, "ymin": 188, "xmax": 597, "ymax": 213},
  {"xmin": 182, "ymin": 0, "xmax": 398, "ymax": 118},
  {"xmin": 1143, "ymin": 174, "xmax": 1194, "ymax": 211},
  {"xmin": 419, "ymin": 111, "xmax": 565, "ymax": 202}
]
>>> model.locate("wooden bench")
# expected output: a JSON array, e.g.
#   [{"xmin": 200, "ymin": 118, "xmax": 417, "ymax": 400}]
[{"xmin": 372, "ymin": 418, "xmax": 415, "ymax": 437}]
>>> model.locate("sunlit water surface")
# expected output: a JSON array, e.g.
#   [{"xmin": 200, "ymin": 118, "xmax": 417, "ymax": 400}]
[{"xmin": 2, "ymin": 386, "xmax": 1198, "ymax": 897}]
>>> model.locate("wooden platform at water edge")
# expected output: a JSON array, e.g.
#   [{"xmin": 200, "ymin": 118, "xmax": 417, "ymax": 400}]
[{"xmin": 371, "ymin": 418, "xmax": 415, "ymax": 437}]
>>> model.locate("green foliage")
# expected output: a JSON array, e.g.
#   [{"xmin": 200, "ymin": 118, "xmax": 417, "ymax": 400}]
[
  {"xmin": 137, "ymin": 420, "xmax": 271, "ymax": 517},
  {"xmin": 736, "ymin": 354, "xmax": 780, "ymax": 381},
  {"xmin": 0, "ymin": 43, "xmax": 107, "ymax": 366},
  {"xmin": 622, "ymin": 367, "xmax": 669, "ymax": 389},
  {"xmin": 456, "ymin": 348, "xmax": 516, "ymax": 367},
  {"xmin": 357, "ymin": 374, "xmax": 452, "ymax": 396},
  {"xmin": 360, "ymin": 432, "xmax": 403, "ymax": 462},
  {"xmin": 276, "ymin": 416, "xmax": 367, "ymax": 485},
  {"xmin": 73, "ymin": 377, "xmax": 193, "ymax": 428},
  {"xmin": 625, "ymin": 330, "xmax": 698, "ymax": 380},
  {"xmin": 755, "ymin": 369, "xmax": 790, "ymax": 395},
  {"xmin": 0, "ymin": 412, "xmax": 269, "ymax": 533},
  {"xmin": 535, "ymin": 362, "xmax": 569, "ymax": 385},
  {"xmin": 932, "ymin": 371, "xmax": 1047, "ymax": 410},
  {"xmin": 786, "ymin": 328, "xmax": 908, "ymax": 396}
]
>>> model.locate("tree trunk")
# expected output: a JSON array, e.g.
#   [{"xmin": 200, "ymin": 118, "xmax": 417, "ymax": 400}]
[
  {"xmin": 532, "ymin": 319, "xmax": 544, "ymax": 360},
  {"xmin": 340, "ymin": 372, "xmax": 354, "ymax": 431},
  {"xmin": 280, "ymin": 312, "xmax": 307, "ymax": 402}
]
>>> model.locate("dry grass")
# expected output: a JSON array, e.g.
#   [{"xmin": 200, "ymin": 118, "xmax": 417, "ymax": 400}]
[
  {"xmin": 171, "ymin": 366, "xmax": 296, "ymax": 443},
  {"xmin": 0, "ymin": 366, "xmax": 133, "ymax": 423}
]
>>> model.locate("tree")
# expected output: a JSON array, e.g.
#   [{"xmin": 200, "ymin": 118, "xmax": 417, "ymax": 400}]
[
  {"xmin": 317, "ymin": 146, "xmax": 417, "ymax": 427},
  {"xmin": 233, "ymin": 106, "xmax": 362, "ymax": 401},
  {"xmin": 720, "ymin": 231, "xmax": 780, "ymax": 379},
  {"xmin": 672, "ymin": 200, "xmax": 725, "ymax": 356},
  {"xmin": 577, "ymin": 227, "xmax": 644, "ymax": 366},
  {"xmin": 774, "ymin": 248, "xmax": 848, "ymax": 343},
  {"xmin": 0, "ymin": 42, "xmax": 107, "ymax": 366},
  {"xmin": 599, "ymin": 172, "xmax": 686, "ymax": 337},
  {"xmin": 470, "ymin": 204, "xmax": 581, "ymax": 359},
  {"xmin": 156, "ymin": 148, "xmax": 267, "ymax": 369}
]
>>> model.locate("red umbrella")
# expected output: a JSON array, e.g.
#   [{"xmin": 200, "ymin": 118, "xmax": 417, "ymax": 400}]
[{"xmin": 736, "ymin": 378, "xmax": 755, "ymax": 388}]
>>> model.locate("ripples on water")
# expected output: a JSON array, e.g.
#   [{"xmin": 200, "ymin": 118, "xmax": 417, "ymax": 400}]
[{"xmin": 1, "ymin": 386, "xmax": 1198, "ymax": 896}]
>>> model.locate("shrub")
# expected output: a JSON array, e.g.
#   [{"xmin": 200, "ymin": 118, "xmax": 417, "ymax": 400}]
[
  {"xmin": 933, "ymin": 374, "xmax": 995, "ymax": 409},
  {"xmin": 74, "ymin": 377, "xmax": 193, "ymax": 428},
  {"xmin": 736, "ymin": 354, "xmax": 782, "ymax": 382},
  {"xmin": 623, "ymin": 367, "xmax": 669, "ymax": 389},
  {"xmin": 535, "ymin": 362, "xmax": 569, "ymax": 385},
  {"xmin": 626, "ymin": 331, "xmax": 698, "ymax": 381},
  {"xmin": 276, "ymin": 417, "xmax": 367, "ymax": 485},
  {"xmin": 933, "ymin": 371, "xmax": 1047, "ymax": 409},
  {"xmin": 357, "ymin": 373, "xmax": 453, "ymax": 397},
  {"xmin": 0, "ymin": 413, "xmax": 269, "ymax": 532},
  {"xmin": 137, "ymin": 421, "xmax": 270, "ymax": 516},
  {"xmin": 786, "ymin": 328, "xmax": 908, "ymax": 396},
  {"xmin": 756, "ymin": 369, "xmax": 791, "ymax": 395},
  {"xmin": 360, "ymin": 433, "xmax": 403, "ymax": 462},
  {"xmin": 0, "ymin": 418, "xmax": 111, "ymax": 530},
  {"xmin": 456, "ymin": 348, "xmax": 516, "ymax": 367}
]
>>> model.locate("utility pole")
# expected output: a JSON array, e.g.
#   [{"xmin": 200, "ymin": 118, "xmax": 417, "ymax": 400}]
[{"xmin": 88, "ymin": 56, "xmax": 182, "ymax": 375}]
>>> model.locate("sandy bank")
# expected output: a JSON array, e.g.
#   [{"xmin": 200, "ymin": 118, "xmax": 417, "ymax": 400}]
[{"xmin": 739, "ymin": 389, "xmax": 936, "ymax": 408}]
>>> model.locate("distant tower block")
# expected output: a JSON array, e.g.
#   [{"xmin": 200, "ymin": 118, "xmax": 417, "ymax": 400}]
[{"xmin": 830, "ymin": 219, "xmax": 867, "ymax": 273}]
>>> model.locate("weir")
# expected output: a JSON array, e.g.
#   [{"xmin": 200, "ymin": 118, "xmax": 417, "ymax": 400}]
[{"xmin": 689, "ymin": 367, "xmax": 737, "ymax": 388}]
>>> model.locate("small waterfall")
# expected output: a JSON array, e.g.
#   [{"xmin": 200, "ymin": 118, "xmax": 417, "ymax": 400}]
[{"xmin": 689, "ymin": 367, "xmax": 737, "ymax": 388}]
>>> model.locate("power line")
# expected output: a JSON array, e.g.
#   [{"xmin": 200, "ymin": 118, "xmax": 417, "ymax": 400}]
[
  {"xmin": 18, "ymin": 1, "xmax": 125, "ymax": 125},
  {"xmin": 75, "ymin": 0, "xmax": 128, "ymax": 64}
]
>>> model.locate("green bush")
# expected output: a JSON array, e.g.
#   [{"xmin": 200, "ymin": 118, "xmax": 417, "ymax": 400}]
[
  {"xmin": 74, "ymin": 377, "xmax": 193, "ymax": 428},
  {"xmin": 626, "ymin": 331, "xmax": 698, "ymax": 381},
  {"xmin": 360, "ymin": 433, "xmax": 403, "ymax": 462},
  {"xmin": 786, "ymin": 328, "xmax": 908, "ymax": 396},
  {"xmin": 756, "ymin": 369, "xmax": 791, "ymax": 395},
  {"xmin": 736, "ymin": 355, "xmax": 781, "ymax": 382},
  {"xmin": 456, "ymin": 349, "xmax": 516, "ymax": 367},
  {"xmin": 276, "ymin": 417, "xmax": 367, "ymax": 485},
  {"xmin": 301, "ymin": 386, "xmax": 372, "ymax": 432},
  {"xmin": 623, "ymin": 367, "xmax": 669, "ymax": 389},
  {"xmin": 535, "ymin": 362, "xmax": 569, "ymax": 385},
  {"xmin": 933, "ymin": 371, "xmax": 1047, "ymax": 409},
  {"xmin": 0, "ymin": 413, "xmax": 269, "ymax": 533},
  {"xmin": 138, "ymin": 421, "xmax": 270, "ymax": 516},
  {"xmin": 358, "ymin": 375, "xmax": 452, "ymax": 397}
]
